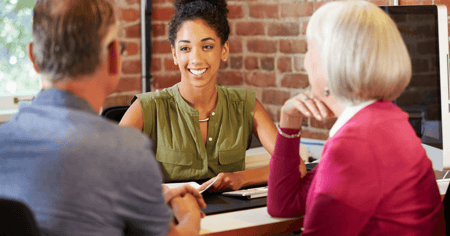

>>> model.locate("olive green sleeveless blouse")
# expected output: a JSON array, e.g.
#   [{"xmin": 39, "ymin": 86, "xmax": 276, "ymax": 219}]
[{"xmin": 132, "ymin": 83, "xmax": 255, "ymax": 182}]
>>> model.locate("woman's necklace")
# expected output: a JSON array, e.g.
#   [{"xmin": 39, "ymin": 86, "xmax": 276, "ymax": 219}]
[{"xmin": 199, "ymin": 117, "xmax": 209, "ymax": 122}]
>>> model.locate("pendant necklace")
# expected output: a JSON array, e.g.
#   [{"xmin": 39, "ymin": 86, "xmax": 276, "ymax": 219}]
[{"xmin": 199, "ymin": 117, "xmax": 209, "ymax": 122}]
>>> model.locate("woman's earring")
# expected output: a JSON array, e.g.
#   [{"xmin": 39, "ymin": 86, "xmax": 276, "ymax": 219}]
[
  {"xmin": 324, "ymin": 87, "xmax": 330, "ymax": 97},
  {"xmin": 223, "ymin": 58, "xmax": 227, "ymax": 62}
]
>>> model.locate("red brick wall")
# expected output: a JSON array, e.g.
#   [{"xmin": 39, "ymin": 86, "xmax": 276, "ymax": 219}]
[{"xmin": 103, "ymin": 0, "xmax": 450, "ymax": 140}]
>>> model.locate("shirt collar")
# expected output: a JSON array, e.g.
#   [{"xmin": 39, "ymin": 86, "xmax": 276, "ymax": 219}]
[
  {"xmin": 329, "ymin": 99, "xmax": 377, "ymax": 138},
  {"xmin": 31, "ymin": 88, "xmax": 97, "ymax": 114},
  {"xmin": 170, "ymin": 83, "xmax": 221, "ymax": 116}
]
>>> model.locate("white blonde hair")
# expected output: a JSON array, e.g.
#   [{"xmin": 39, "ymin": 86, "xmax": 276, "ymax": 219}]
[{"xmin": 306, "ymin": 1, "xmax": 412, "ymax": 105}]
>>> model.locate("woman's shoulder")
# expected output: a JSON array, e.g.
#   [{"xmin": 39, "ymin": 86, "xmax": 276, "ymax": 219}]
[
  {"xmin": 217, "ymin": 85, "xmax": 256, "ymax": 102},
  {"xmin": 134, "ymin": 85, "xmax": 177, "ymax": 104}
]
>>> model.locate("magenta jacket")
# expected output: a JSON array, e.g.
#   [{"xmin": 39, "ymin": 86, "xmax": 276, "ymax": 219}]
[{"xmin": 268, "ymin": 100, "xmax": 445, "ymax": 235}]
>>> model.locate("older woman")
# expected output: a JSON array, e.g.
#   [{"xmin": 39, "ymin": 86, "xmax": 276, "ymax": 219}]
[{"xmin": 267, "ymin": 1, "xmax": 444, "ymax": 235}]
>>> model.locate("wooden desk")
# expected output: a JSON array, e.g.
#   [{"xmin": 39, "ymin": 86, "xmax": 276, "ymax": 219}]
[
  {"xmin": 200, "ymin": 207, "xmax": 303, "ymax": 236},
  {"xmin": 198, "ymin": 148, "xmax": 305, "ymax": 235}
]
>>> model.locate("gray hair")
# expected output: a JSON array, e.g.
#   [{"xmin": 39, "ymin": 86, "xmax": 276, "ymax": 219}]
[
  {"xmin": 306, "ymin": 1, "xmax": 411, "ymax": 105},
  {"xmin": 32, "ymin": 0, "xmax": 117, "ymax": 82}
]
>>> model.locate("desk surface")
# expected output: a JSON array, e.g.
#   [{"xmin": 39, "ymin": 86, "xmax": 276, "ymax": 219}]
[
  {"xmin": 197, "ymin": 146, "xmax": 312, "ymax": 235},
  {"xmin": 200, "ymin": 207, "xmax": 303, "ymax": 236},
  {"xmin": 197, "ymin": 148, "xmax": 304, "ymax": 235}
]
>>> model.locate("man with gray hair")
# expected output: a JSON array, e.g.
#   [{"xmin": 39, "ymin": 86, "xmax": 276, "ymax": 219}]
[{"xmin": 0, "ymin": 0, "xmax": 204, "ymax": 235}]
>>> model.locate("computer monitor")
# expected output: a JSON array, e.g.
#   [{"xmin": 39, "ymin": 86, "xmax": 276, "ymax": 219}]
[{"xmin": 379, "ymin": 5, "xmax": 449, "ymax": 170}]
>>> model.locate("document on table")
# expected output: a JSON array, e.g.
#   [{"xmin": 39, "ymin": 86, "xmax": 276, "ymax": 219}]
[{"xmin": 164, "ymin": 177, "xmax": 218, "ymax": 194}]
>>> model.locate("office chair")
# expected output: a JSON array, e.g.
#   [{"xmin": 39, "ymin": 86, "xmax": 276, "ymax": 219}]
[
  {"xmin": 101, "ymin": 105, "xmax": 130, "ymax": 123},
  {"xmin": 444, "ymin": 183, "xmax": 450, "ymax": 235},
  {"xmin": 0, "ymin": 198, "xmax": 40, "ymax": 236}
]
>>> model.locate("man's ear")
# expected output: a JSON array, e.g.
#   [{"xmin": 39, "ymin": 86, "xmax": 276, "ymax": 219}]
[
  {"xmin": 108, "ymin": 40, "xmax": 119, "ymax": 75},
  {"xmin": 27, "ymin": 42, "xmax": 40, "ymax": 73}
]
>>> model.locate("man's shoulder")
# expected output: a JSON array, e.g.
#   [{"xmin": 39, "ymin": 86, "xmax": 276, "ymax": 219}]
[
  {"xmin": 73, "ymin": 115, "xmax": 154, "ymax": 156},
  {"xmin": 2, "ymin": 104, "xmax": 154, "ymax": 162}
]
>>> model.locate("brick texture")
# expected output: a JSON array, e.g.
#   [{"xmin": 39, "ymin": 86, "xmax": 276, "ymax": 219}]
[
  {"xmin": 122, "ymin": 9, "xmax": 140, "ymax": 22},
  {"xmin": 262, "ymin": 89, "xmax": 290, "ymax": 105},
  {"xmin": 217, "ymin": 71, "xmax": 244, "ymax": 85},
  {"xmin": 245, "ymin": 56, "xmax": 259, "ymax": 70},
  {"xmin": 123, "ymin": 42, "xmax": 139, "ymax": 56},
  {"xmin": 247, "ymin": 40, "xmax": 277, "ymax": 53},
  {"xmin": 246, "ymin": 72, "xmax": 276, "ymax": 87},
  {"xmin": 277, "ymin": 57, "xmax": 292, "ymax": 72},
  {"xmin": 152, "ymin": 24, "xmax": 166, "ymax": 38},
  {"xmin": 236, "ymin": 22, "xmax": 265, "ymax": 36},
  {"xmin": 281, "ymin": 74, "xmax": 309, "ymax": 89},
  {"xmin": 249, "ymin": 4, "xmax": 278, "ymax": 18},
  {"xmin": 268, "ymin": 22, "xmax": 300, "ymax": 36},
  {"xmin": 228, "ymin": 5, "xmax": 244, "ymax": 19}
]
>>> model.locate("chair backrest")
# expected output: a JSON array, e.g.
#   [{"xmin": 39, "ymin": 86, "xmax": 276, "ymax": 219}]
[
  {"xmin": 0, "ymin": 198, "xmax": 40, "ymax": 236},
  {"xmin": 444, "ymin": 183, "xmax": 450, "ymax": 235},
  {"xmin": 101, "ymin": 105, "xmax": 130, "ymax": 123}
]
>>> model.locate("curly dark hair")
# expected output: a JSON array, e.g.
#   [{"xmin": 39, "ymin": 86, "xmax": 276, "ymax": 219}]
[{"xmin": 168, "ymin": 0, "xmax": 230, "ymax": 46}]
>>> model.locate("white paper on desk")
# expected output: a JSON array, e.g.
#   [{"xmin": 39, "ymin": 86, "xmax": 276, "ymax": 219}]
[
  {"xmin": 164, "ymin": 182, "xmax": 201, "ymax": 189},
  {"xmin": 164, "ymin": 178, "xmax": 218, "ymax": 194}
]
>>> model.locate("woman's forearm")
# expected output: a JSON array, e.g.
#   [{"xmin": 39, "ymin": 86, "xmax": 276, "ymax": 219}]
[{"xmin": 234, "ymin": 166, "xmax": 270, "ymax": 188}]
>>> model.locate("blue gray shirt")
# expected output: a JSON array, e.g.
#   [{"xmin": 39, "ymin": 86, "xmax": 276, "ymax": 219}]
[{"xmin": 0, "ymin": 89, "xmax": 172, "ymax": 236}]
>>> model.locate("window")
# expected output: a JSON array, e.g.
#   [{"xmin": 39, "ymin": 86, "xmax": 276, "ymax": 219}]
[{"xmin": 0, "ymin": 0, "xmax": 38, "ymax": 122}]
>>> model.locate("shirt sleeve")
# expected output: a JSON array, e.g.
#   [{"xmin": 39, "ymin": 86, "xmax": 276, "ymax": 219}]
[
  {"xmin": 267, "ymin": 128, "xmax": 315, "ymax": 217},
  {"xmin": 133, "ymin": 93, "xmax": 156, "ymax": 139},
  {"xmin": 302, "ymin": 137, "xmax": 380, "ymax": 235}
]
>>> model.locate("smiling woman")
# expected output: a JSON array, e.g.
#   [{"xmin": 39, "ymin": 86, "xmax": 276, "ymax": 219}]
[{"xmin": 119, "ymin": 0, "xmax": 280, "ymax": 192}]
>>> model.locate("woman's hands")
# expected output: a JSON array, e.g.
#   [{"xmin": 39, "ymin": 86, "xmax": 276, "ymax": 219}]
[
  {"xmin": 198, "ymin": 172, "xmax": 244, "ymax": 192},
  {"xmin": 280, "ymin": 92, "xmax": 334, "ymax": 129}
]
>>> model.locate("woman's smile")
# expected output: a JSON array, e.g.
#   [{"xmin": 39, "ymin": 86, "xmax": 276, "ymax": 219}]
[{"xmin": 189, "ymin": 68, "xmax": 207, "ymax": 76}]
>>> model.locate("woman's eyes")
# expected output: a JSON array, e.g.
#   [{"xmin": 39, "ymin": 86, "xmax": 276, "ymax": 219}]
[
  {"xmin": 179, "ymin": 45, "xmax": 213, "ymax": 52},
  {"xmin": 203, "ymin": 45, "xmax": 213, "ymax": 50}
]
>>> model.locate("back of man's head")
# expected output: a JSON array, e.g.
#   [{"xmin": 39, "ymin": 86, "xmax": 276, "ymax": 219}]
[{"xmin": 32, "ymin": 0, "xmax": 116, "ymax": 83}]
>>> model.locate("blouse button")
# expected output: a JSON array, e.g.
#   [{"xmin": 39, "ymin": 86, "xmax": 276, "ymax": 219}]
[
  {"xmin": 211, "ymin": 112, "xmax": 215, "ymax": 116},
  {"xmin": 208, "ymin": 137, "xmax": 213, "ymax": 141}
]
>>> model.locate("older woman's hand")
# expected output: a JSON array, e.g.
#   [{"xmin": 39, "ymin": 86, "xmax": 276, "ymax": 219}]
[{"xmin": 280, "ymin": 93, "xmax": 334, "ymax": 129}]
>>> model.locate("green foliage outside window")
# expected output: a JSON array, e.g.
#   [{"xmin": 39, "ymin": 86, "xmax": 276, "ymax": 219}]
[{"xmin": 0, "ymin": 0, "xmax": 40, "ymax": 96}]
